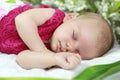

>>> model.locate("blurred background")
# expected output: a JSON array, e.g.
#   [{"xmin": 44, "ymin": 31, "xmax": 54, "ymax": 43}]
[{"xmin": 22, "ymin": 0, "xmax": 120, "ymax": 44}]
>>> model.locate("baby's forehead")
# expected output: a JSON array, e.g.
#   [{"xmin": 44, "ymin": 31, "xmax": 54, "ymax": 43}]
[
  {"xmin": 79, "ymin": 21, "xmax": 106, "ymax": 46},
  {"xmin": 77, "ymin": 17, "xmax": 108, "ymax": 34},
  {"xmin": 78, "ymin": 20, "xmax": 103, "ymax": 34},
  {"xmin": 76, "ymin": 15, "xmax": 111, "ymax": 42}
]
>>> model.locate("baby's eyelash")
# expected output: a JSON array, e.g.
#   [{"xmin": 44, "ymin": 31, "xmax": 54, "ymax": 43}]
[{"xmin": 73, "ymin": 30, "xmax": 77, "ymax": 40}]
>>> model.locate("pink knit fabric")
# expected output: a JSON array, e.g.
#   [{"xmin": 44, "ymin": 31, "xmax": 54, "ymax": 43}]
[{"xmin": 0, "ymin": 4, "xmax": 65, "ymax": 54}]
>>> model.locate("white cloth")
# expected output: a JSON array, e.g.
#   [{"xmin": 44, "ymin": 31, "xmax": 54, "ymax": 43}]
[
  {"xmin": 0, "ymin": 44, "xmax": 120, "ymax": 79},
  {"xmin": 0, "ymin": 0, "xmax": 25, "ymax": 20}
]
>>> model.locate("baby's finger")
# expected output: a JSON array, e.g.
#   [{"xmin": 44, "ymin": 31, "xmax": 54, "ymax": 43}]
[
  {"xmin": 68, "ymin": 56, "xmax": 80, "ymax": 65},
  {"xmin": 74, "ymin": 54, "xmax": 81, "ymax": 60},
  {"xmin": 72, "ymin": 56, "xmax": 81, "ymax": 64}
]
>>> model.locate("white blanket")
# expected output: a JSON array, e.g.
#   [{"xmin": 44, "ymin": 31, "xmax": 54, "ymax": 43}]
[{"xmin": 0, "ymin": 44, "xmax": 120, "ymax": 79}]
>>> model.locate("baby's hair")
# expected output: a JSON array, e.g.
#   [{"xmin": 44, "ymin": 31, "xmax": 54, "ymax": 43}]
[{"xmin": 78, "ymin": 12, "xmax": 114, "ymax": 56}]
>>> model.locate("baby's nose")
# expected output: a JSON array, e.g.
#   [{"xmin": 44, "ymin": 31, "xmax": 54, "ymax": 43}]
[{"xmin": 66, "ymin": 42, "xmax": 75, "ymax": 52}]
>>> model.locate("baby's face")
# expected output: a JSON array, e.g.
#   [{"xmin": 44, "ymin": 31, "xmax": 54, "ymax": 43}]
[{"xmin": 51, "ymin": 18, "xmax": 100, "ymax": 59}]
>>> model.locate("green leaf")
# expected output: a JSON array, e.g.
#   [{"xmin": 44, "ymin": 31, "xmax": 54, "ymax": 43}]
[
  {"xmin": 0, "ymin": 77, "xmax": 65, "ymax": 80},
  {"xmin": 93, "ymin": 64, "xmax": 120, "ymax": 80},
  {"xmin": 58, "ymin": 0, "xmax": 65, "ymax": 3},
  {"xmin": 114, "ymin": 1, "xmax": 120, "ymax": 11},
  {"xmin": 6, "ymin": 0, "xmax": 16, "ymax": 3},
  {"xmin": 73, "ymin": 61, "xmax": 120, "ymax": 80},
  {"xmin": 21, "ymin": 0, "xmax": 28, "ymax": 2}
]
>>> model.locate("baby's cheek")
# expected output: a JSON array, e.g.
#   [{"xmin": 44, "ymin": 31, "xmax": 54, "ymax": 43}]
[
  {"xmin": 50, "ymin": 40, "xmax": 57, "ymax": 52},
  {"xmin": 80, "ymin": 53, "xmax": 94, "ymax": 60}
]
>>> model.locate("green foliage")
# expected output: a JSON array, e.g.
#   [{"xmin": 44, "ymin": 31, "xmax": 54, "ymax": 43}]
[
  {"xmin": 22, "ymin": 0, "xmax": 120, "ymax": 44},
  {"xmin": 22, "ymin": 0, "xmax": 41, "ymax": 6},
  {"xmin": 6, "ymin": 0, "xmax": 16, "ymax": 3},
  {"xmin": 73, "ymin": 61, "xmax": 120, "ymax": 80}
]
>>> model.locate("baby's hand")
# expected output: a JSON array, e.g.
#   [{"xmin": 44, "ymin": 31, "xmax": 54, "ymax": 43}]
[{"xmin": 54, "ymin": 52, "xmax": 81, "ymax": 69}]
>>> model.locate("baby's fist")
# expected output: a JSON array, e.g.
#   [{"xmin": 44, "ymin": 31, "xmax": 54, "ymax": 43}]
[{"xmin": 54, "ymin": 52, "xmax": 81, "ymax": 69}]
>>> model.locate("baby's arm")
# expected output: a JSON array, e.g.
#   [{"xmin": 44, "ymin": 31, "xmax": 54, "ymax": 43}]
[
  {"xmin": 16, "ymin": 50, "xmax": 81, "ymax": 69},
  {"xmin": 16, "ymin": 50, "xmax": 56, "ymax": 69},
  {"xmin": 15, "ymin": 8, "xmax": 55, "ymax": 51}
]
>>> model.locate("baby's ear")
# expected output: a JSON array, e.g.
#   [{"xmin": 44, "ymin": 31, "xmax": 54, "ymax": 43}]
[{"xmin": 63, "ymin": 13, "xmax": 79, "ymax": 22}]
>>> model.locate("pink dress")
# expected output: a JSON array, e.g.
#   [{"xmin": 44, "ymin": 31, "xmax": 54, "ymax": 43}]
[{"xmin": 0, "ymin": 4, "xmax": 65, "ymax": 54}]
